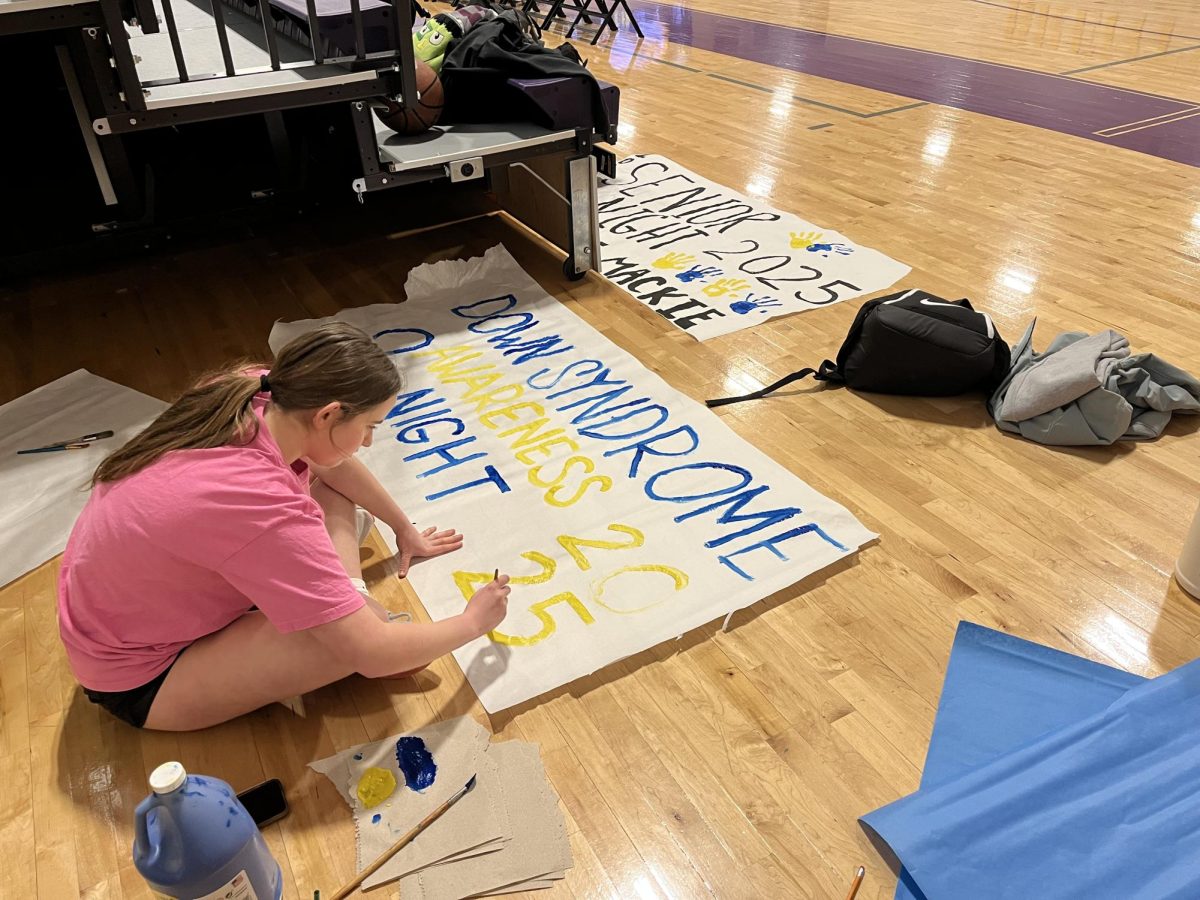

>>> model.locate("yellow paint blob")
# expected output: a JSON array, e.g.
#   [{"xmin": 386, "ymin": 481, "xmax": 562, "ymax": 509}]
[{"xmin": 355, "ymin": 767, "xmax": 397, "ymax": 809}]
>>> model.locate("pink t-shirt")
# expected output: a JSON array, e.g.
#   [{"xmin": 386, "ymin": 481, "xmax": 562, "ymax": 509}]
[{"xmin": 57, "ymin": 391, "xmax": 364, "ymax": 692}]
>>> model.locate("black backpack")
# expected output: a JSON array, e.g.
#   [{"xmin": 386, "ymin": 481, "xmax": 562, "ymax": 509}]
[{"xmin": 707, "ymin": 289, "xmax": 1011, "ymax": 408}]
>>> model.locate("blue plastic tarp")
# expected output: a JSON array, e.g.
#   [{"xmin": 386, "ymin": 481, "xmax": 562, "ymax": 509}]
[{"xmin": 862, "ymin": 622, "xmax": 1200, "ymax": 900}]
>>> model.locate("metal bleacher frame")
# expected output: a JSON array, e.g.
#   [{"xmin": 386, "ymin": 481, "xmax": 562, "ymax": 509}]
[
  {"xmin": 68, "ymin": 0, "xmax": 415, "ymax": 133},
  {"xmin": 1, "ymin": 0, "xmax": 417, "ymax": 231},
  {"xmin": 1, "ymin": 0, "xmax": 612, "ymax": 278}
]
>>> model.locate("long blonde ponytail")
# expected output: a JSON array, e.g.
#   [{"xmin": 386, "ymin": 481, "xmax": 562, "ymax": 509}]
[{"xmin": 93, "ymin": 323, "xmax": 401, "ymax": 484}]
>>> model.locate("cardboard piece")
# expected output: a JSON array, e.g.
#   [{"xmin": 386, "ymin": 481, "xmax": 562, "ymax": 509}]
[
  {"xmin": 469, "ymin": 875, "xmax": 565, "ymax": 897},
  {"xmin": 363, "ymin": 743, "xmax": 511, "ymax": 888},
  {"xmin": 0, "ymin": 370, "xmax": 166, "ymax": 588},
  {"xmin": 312, "ymin": 720, "xmax": 573, "ymax": 897},
  {"xmin": 400, "ymin": 742, "xmax": 572, "ymax": 900},
  {"xmin": 309, "ymin": 716, "xmax": 497, "ymax": 874}
]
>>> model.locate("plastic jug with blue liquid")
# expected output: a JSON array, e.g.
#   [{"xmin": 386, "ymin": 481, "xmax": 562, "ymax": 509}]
[{"xmin": 133, "ymin": 761, "xmax": 282, "ymax": 900}]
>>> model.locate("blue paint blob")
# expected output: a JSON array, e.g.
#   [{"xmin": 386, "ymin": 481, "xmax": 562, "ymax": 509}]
[
  {"xmin": 372, "ymin": 814, "xmax": 382, "ymax": 824},
  {"xmin": 395, "ymin": 737, "xmax": 437, "ymax": 792}
]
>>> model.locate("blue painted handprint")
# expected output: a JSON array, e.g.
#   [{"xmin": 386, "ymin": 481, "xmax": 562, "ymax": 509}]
[
  {"xmin": 729, "ymin": 293, "xmax": 783, "ymax": 315},
  {"xmin": 806, "ymin": 242, "xmax": 853, "ymax": 257},
  {"xmin": 677, "ymin": 265, "xmax": 722, "ymax": 283}
]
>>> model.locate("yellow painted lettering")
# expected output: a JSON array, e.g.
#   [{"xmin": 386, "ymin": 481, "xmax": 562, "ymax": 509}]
[
  {"xmin": 469, "ymin": 383, "xmax": 525, "ymax": 415},
  {"xmin": 545, "ymin": 474, "xmax": 612, "ymax": 508},
  {"xmin": 496, "ymin": 418, "xmax": 564, "ymax": 449},
  {"xmin": 489, "ymin": 592, "xmax": 595, "ymax": 646},
  {"xmin": 425, "ymin": 350, "xmax": 485, "ymax": 375},
  {"xmin": 514, "ymin": 434, "xmax": 581, "ymax": 465},
  {"xmin": 556, "ymin": 524, "xmax": 643, "ymax": 571},
  {"xmin": 447, "ymin": 370, "xmax": 502, "ymax": 395},
  {"xmin": 413, "ymin": 343, "xmax": 473, "ymax": 360},
  {"xmin": 480, "ymin": 401, "xmax": 546, "ymax": 429},
  {"xmin": 590, "ymin": 564, "xmax": 689, "ymax": 614},
  {"xmin": 453, "ymin": 550, "xmax": 556, "ymax": 605}
]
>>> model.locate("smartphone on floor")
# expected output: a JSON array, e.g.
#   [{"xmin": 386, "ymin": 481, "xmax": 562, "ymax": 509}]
[{"xmin": 237, "ymin": 778, "xmax": 288, "ymax": 828}]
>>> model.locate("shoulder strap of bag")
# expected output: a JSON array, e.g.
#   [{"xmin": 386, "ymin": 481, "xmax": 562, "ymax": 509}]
[{"xmin": 705, "ymin": 360, "xmax": 839, "ymax": 408}]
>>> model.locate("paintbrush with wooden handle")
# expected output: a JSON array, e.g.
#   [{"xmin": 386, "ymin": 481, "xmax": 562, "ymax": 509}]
[
  {"xmin": 844, "ymin": 865, "xmax": 865, "ymax": 900},
  {"xmin": 325, "ymin": 774, "xmax": 477, "ymax": 900}
]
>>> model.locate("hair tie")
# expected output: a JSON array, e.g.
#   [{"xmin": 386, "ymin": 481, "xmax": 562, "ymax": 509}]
[{"xmin": 259, "ymin": 373, "xmax": 271, "ymax": 393}]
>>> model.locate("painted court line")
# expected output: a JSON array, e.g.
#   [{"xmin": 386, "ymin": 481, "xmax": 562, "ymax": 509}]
[
  {"xmin": 1062, "ymin": 43, "xmax": 1200, "ymax": 76},
  {"xmin": 964, "ymin": 0, "xmax": 1200, "ymax": 42},
  {"xmin": 861, "ymin": 101, "xmax": 929, "ymax": 119},
  {"xmin": 643, "ymin": 53, "xmax": 925, "ymax": 120},
  {"xmin": 632, "ymin": 0, "xmax": 1196, "ymax": 102},
  {"xmin": 1093, "ymin": 105, "xmax": 1200, "ymax": 134},
  {"xmin": 646, "ymin": 56, "xmax": 702, "ymax": 73},
  {"xmin": 1098, "ymin": 109, "xmax": 1200, "ymax": 138},
  {"xmin": 630, "ymin": 0, "xmax": 1200, "ymax": 167},
  {"xmin": 706, "ymin": 72, "xmax": 772, "ymax": 94}
]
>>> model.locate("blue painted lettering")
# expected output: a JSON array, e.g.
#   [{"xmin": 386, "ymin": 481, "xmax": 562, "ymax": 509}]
[
  {"xmin": 603, "ymin": 425, "xmax": 700, "ymax": 478},
  {"xmin": 577, "ymin": 404, "xmax": 670, "ymax": 441},
  {"xmin": 526, "ymin": 359, "xmax": 605, "ymax": 391},
  {"xmin": 393, "ymin": 417, "xmax": 466, "ymax": 444},
  {"xmin": 718, "ymin": 524, "xmax": 848, "ymax": 580},
  {"xmin": 426, "ymin": 465, "xmax": 512, "ymax": 501},
  {"xmin": 644, "ymin": 462, "xmax": 752, "ymax": 503},
  {"xmin": 451, "ymin": 295, "xmax": 518, "ymax": 319},
  {"xmin": 373, "ymin": 327, "xmax": 434, "ymax": 354},
  {"xmin": 404, "ymin": 437, "xmax": 486, "ymax": 478}
]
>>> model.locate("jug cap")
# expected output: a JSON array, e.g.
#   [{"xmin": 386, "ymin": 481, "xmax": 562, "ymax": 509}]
[{"xmin": 150, "ymin": 761, "xmax": 187, "ymax": 794}]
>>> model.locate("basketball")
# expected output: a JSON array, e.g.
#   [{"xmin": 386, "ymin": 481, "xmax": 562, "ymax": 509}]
[{"xmin": 375, "ymin": 59, "xmax": 444, "ymax": 136}]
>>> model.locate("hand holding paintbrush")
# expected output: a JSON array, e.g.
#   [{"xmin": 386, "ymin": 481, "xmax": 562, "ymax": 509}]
[{"xmin": 463, "ymin": 570, "xmax": 510, "ymax": 637}]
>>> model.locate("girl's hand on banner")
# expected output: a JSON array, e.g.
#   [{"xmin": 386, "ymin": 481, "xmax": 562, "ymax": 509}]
[{"xmin": 396, "ymin": 525, "xmax": 464, "ymax": 577}]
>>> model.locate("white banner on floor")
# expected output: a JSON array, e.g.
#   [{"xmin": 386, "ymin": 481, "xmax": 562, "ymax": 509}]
[
  {"xmin": 270, "ymin": 246, "xmax": 875, "ymax": 712},
  {"xmin": 0, "ymin": 370, "xmax": 166, "ymax": 588},
  {"xmin": 597, "ymin": 154, "xmax": 910, "ymax": 340}
]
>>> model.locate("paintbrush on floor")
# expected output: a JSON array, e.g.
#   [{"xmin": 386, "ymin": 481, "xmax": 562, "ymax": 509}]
[
  {"xmin": 844, "ymin": 865, "xmax": 865, "ymax": 900},
  {"xmin": 323, "ymin": 774, "xmax": 477, "ymax": 900}
]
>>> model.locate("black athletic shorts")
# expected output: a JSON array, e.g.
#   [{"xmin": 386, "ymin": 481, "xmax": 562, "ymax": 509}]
[{"xmin": 82, "ymin": 653, "xmax": 182, "ymax": 728}]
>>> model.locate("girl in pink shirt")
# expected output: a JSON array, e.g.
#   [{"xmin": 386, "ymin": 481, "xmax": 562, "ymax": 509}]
[{"xmin": 58, "ymin": 323, "xmax": 510, "ymax": 731}]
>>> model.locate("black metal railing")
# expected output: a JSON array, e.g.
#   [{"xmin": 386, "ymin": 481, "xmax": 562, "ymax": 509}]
[
  {"xmin": 303, "ymin": 0, "xmax": 323, "ymax": 63},
  {"xmin": 159, "ymin": 0, "xmax": 188, "ymax": 81},
  {"xmin": 97, "ymin": 0, "xmax": 146, "ymax": 109},
  {"xmin": 206, "ymin": 0, "xmax": 237, "ymax": 77},
  {"xmin": 96, "ymin": 0, "xmax": 416, "ymax": 98}
]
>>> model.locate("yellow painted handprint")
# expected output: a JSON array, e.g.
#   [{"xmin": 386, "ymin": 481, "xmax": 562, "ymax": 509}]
[
  {"xmin": 702, "ymin": 277, "xmax": 751, "ymax": 298},
  {"xmin": 789, "ymin": 230, "xmax": 824, "ymax": 249},
  {"xmin": 652, "ymin": 251, "xmax": 696, "ymax": 270}
]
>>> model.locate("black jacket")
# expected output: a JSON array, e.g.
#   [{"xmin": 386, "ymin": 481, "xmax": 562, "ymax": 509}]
[{"xmin": 440, "ymin": 11, "xmax": 611, "ymax": 134}]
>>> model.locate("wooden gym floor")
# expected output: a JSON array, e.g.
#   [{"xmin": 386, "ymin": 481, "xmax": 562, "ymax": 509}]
[{"xmin": 3, "ymin": 1, "xmax": 1200, "ymax": 897}]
